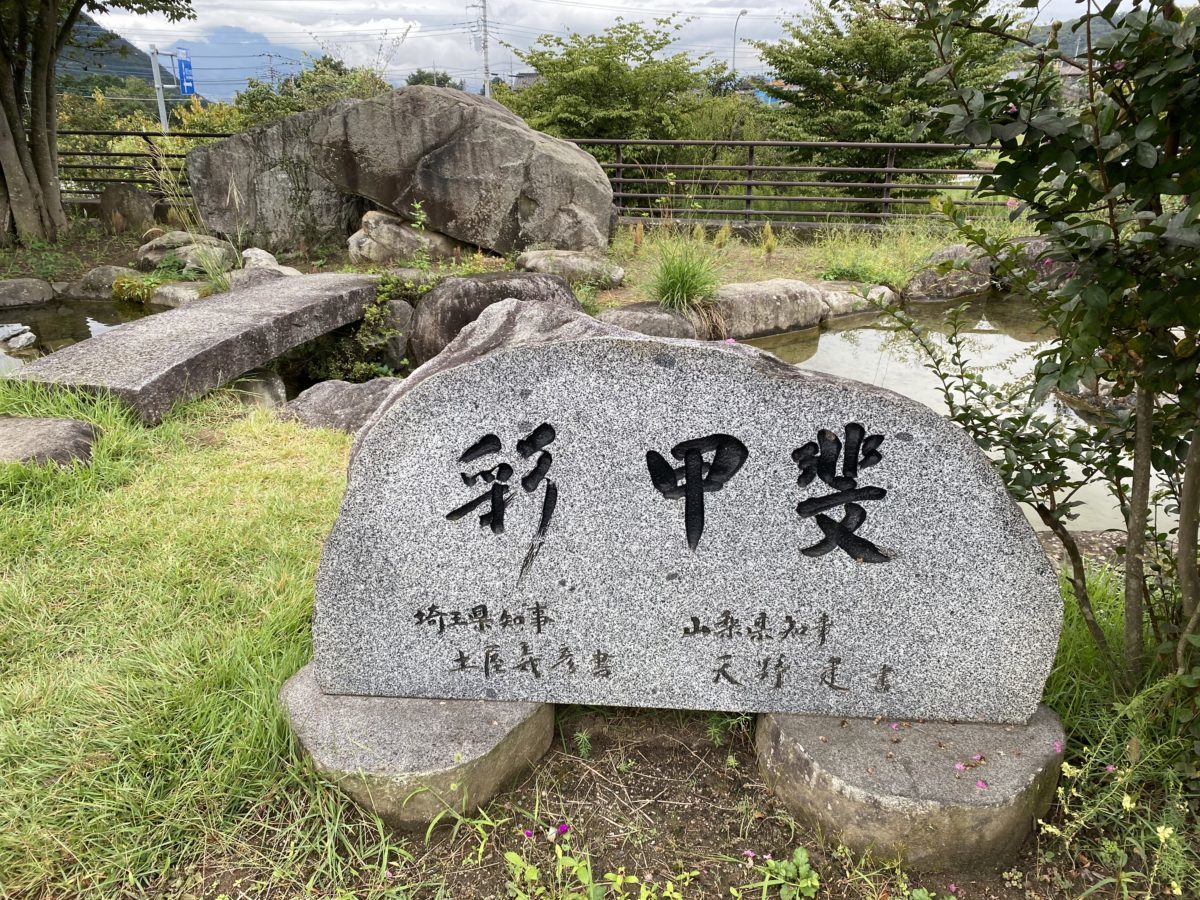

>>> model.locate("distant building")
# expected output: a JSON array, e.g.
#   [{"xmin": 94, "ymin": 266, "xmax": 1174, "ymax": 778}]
[
  {"xmin": 511, "ymin": 71, "xmax": 541, "ymax": 90},
  {"xmin": 1055, "ymin": 59, "xmax": 1088, "ymax": 105}
]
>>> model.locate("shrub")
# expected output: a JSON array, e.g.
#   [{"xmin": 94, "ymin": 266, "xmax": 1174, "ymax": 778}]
[{"xmin": 648, "ymin": 239, "xmax": 721, "ymax": 314}]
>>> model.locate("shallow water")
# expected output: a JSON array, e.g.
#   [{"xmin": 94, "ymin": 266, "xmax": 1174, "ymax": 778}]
[
  {"xmin": 747, "ymin": 295, "xmax": 1130, "ymax": 532},
  {"xmin": 0, "ymin": 301, "xmax": 160, "ymax": 376}
]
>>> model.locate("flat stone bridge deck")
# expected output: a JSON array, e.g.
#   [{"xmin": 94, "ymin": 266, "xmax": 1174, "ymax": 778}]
[{"xmin": 15, "ymin": 274, "xmax": 378, "ymax": 425}]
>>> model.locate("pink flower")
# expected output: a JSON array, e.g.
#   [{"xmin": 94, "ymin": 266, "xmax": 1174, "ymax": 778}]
[
  {"xmin": 948, "ymin": 885, "xmax": 958, "ymax": 894},
  {"xmin": 972, "ymin": 753, "xmax": 983, "ymax": 762},
  {"xmin": 1106, "ymin": 764, "xmax": 1116, "ymax": 773},
  {"xmin": 1007, "ymin": 197, "xmax": 1019, "ymax": 209},
  {"xmin": 742, "ymin": 849, "xmax": 757, "ymax": 859},
  {"xmin": 724, "ymin": 338, "xmax": 737, "ymax": 344},
  {"xmin": 523, "ymin": 829, "xmax": 534, "ymax": 839},
  {"xmin": 1054, "ymin": 740, "xmax": 1063, "ymax": 754},
  {"xmin": 976, "ymin": 779, "xmax": 989, "ymax": 790},
  {"xmin": 890, "ymin": 722, "xmax": 900, "ymax": 731},
  {"xmin": 557, "ymin": 822, "xmax": 570, "ymax": 835},
  {"xmin": 955, "ymin": 761, "xmax": 966, "ymax": 771}
]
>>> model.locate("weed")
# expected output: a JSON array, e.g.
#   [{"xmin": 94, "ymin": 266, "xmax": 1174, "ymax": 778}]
[
  {"xmin": 713, "ymin": 221, "xmax": 733, "ymax": 249},
  {"xmin": 690, "ymin": 223, "xmax": 707, "ymax": 243},
  {"xmin": 573, "ymin": 279, "xmax": 603, "ymax": 315},
  {"xmin": 705, "ymin": 712, "xmax": 753, "ymax": 745},
  {"xmin": 572, "ymin": 729, "xmax": 592, "ymax": 760},
  {"xmin": 734, "ymin": 847, "xmax": 820, "ymax": 899},
  {"xmin": 110, "ymin": 254, "xmax": 198, "ymax": 303},
  {"xmin": 759, "ymin": 221, "xmax": 778, "ymax": 256},
  {"xmin": 632, "ymin": 221, "xmax": 645, "ymax": 254},
  {"xmin": 647, "ymin": 238, "xmax": 721, "ymax": 314}
]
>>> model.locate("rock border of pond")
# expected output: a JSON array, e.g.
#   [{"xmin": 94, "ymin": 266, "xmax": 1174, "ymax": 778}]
[{"xmin": 599, "ymin": 280, "xmax": 896, "ymax": 341}]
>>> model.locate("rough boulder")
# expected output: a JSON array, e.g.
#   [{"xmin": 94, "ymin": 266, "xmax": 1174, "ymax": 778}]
[{"xmin": 187, "ymin": 87, "xmax": 614, "ymax": 255}]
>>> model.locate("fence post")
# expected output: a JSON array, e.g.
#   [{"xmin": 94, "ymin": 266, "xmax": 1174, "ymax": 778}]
[
  {"xmin": 881, "ymin": 147, "xmax": 897, "ymax": 222},
  {"xmin": 614, "ymin": 142, "xmax": 623, "ymax": 215},
  {"xmin": 744, "ymin": 143, "xmax": 755, "ymax": 224}
]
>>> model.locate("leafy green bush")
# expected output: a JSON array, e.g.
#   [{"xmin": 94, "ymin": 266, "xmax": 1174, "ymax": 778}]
[{"xmin": 648, "ymin": 239, "xmax": 721, "ymax": 313}]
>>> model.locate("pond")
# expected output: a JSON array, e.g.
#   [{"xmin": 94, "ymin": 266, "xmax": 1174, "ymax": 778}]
[
  {"xmin": 0, "ymin": 301, "xmax": 161, "ymax": 376},
  {"xmin": 748, "ymin": 294, "xmax": 1128, "ymax": 533}
]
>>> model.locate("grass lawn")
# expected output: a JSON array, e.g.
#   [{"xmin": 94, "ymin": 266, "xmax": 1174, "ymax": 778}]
[{"xmin": 1, "ymin": 344, "xmax": 1196, "ymax": 897}]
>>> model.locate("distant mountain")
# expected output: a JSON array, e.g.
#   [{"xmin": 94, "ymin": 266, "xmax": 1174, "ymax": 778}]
[
  {"xmin": 57, "ymin": 13, "xmax": 335, "ymax": 103},
  {"xmin": 1028, "ymin": 15, "xmax": 1119, "ymax": 52},
  {"xmin": 57, "ymin": 13, "xmax": 176, "ymax": 89}
]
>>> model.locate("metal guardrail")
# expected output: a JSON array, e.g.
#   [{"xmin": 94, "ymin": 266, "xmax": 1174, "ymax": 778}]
[{"xmin": 57, "ymin": 131, "xmax": 1000, "ymax": 228}]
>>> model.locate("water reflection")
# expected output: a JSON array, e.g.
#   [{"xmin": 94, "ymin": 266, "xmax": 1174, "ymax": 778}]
[
  {"xmin": 748, "ymin": 295, "xmax": 1130, "ymax": 532},
  {"xmin": 0, "ymin": 301, "xmax": 160, "ymax": 375}
]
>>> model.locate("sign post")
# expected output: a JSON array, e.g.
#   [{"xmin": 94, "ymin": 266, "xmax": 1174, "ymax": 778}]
[{"xmin": 176, "ymin": 51, "xmax": 195, "ymax": 97}]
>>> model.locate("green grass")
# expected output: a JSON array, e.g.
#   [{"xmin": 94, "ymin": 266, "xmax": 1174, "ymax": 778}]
[
  {"xmin": 1041, "ymin": 565, "xmax": 1198, "ymax": 896},
  {"xmin": 646, "ymin": 237, "xmax": 721, "ymax": 313},
  {"xmin": 0, "ymin": 383, "xmax": 415, "ymax": 898}
]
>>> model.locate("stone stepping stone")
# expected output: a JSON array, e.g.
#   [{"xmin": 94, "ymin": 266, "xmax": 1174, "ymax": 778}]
[
  {"xmin": 280, "ymin": 664, "xmax": 552, "ymax": 830},
  {"xmin": 14, "ymin": 274, "xmax": 377, "ymax": 425},
  {"xmin": 0, "ymin": 416, "xmax": 99, "ymax": 466}
]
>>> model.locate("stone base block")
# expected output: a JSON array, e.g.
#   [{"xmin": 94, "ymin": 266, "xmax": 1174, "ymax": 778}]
[
  {"xmin": 280, "ymin": 664, "xmax": 553, "ymax": 830},
  {"xmin": 755, "ymin": 706, "xmax": 1064, "ymax": 872},
  {"xmin": 0, "ymin": 416, "xmax": 99, "ymax": 466}
]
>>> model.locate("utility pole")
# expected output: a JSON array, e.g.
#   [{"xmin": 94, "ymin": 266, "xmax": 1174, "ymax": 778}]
[
  {"xmin": 469, "ymin": 0, "xmax": 491, "ymax": 97},
  {"xmin": 149, "ymin": 44, "xmax": 169, "ymax": 132},
  {"xmin": 732, "ymin": 10, "xmax": 748, "ymax": 85}
]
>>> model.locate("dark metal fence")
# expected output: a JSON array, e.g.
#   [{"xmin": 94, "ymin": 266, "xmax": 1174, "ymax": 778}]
[
  {"xmin": 57, "ymin": 131, "xmax": 1001, "ymax": 229},
  {"xmin": 56, "ymin": 129, "xmax": 227, "ymax": 206},
  {"xmin": 571, "ymin": 138, "xmax": 1003, "ymax": 229}
]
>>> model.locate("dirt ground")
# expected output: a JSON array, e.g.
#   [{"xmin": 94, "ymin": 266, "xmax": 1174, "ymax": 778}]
[{"xmin": 195, "ymin": 708, "xmax": 1111, "ymax": 900}]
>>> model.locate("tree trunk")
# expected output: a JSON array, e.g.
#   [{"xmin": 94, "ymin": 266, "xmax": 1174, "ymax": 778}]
[
  {"xmin": 29, "ymin": 3, "xmax": 67, "ymax": 237},
  {"xmin": 0, "ymin": 104, "xmax": 49, "ymax": 243},
  {"xmin": 1124, "ymin": 386, "xmax": 1155, "ymax": 683},
  {"xmin": 0, "ymin": 173, "xmax": 11, "ymax": 247},
  {"xmin": 1178, "ymin": 418, "xmax": 1200, "ymax": 624}
]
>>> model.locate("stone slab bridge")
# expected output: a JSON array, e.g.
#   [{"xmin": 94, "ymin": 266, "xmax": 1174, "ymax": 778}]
[{"xmin": 14, "ymin": 274, "xmax": 378, "ymax": 425}]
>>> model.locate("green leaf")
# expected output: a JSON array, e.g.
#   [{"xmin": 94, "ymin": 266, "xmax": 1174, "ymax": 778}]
[
  {"xmin": 1136, "ymin": 143, "xmax": 1157, "ymax": 167},
  {"xmin": 964, "ymin": 119, "xmax": 991, "ymax": 144}
]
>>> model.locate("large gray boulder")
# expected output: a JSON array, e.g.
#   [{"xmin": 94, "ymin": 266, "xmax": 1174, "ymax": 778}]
[
  {"xmin": 0, "ymin": 278, "xmax": 53, "ymax": 308},
  {"xmin": 99, "ymin": 184, "xmax": 156, "ymax": 235},
  {"xmin": 188, "ymin": 87, "xmax": 614, "ymax": 255},
  {"xmin": 598, "ymin": 302, "xmax": 698, "ymax": 339},
  {"xmin": 409, "ymin": 271, "xmax": 581, "ymax": 364},
  {"xmin": 64, "ymin": 265, "xmax": 140, "ymax": 301},
  {"xmin": 187, "ymin": 101, "xmax": 365, "ymax": 252},
  {"xmin": 283, "ymin": 377, "xmax": 404, "ymax": 433},
  {"xmin": 905, "ymin": 245, "xmax": 993, "ymax": 303},
  {"xmin": 136, "ymin": 231, "xmax": 237, "ymax": 274},
  {"xmin": 347, "ymin": 211, "xmax": 470, "ymax": 264},
  {"xmin": 515, "ymin": 249, "xmax": 624, "ymax": 289}
]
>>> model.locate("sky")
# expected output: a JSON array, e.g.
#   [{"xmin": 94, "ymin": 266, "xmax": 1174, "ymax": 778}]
[{"xmin": 94, "ymin": 0, "xmax": 1099, "ymax": 101}]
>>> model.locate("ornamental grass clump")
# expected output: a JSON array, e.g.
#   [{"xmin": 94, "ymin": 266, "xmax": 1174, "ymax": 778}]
[{"xmin": 648, "ymin": 238, "xmax": 722, "ymax": 316}]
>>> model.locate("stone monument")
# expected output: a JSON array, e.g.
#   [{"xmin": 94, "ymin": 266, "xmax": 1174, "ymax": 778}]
[{"xmin": 282, "ymin": 299, "xmax": 1066, "ymax": 870}]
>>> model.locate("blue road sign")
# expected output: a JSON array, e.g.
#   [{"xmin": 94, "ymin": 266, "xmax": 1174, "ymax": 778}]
[{"xmin": 177, "ymin": 56, "xmax": 195, "ymax": 96}]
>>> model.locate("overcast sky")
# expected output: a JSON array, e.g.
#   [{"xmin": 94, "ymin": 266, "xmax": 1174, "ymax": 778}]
[{"xmin": 95, "ymin": 0, "xmax": 1098, "ymax": 100}]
